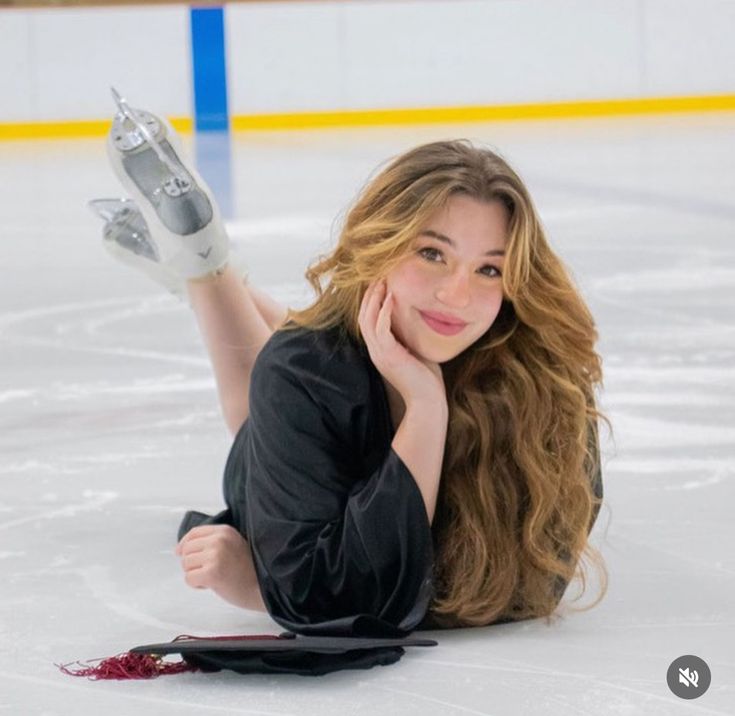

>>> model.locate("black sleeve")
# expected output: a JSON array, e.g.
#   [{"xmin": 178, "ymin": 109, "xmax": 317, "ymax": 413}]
[{"xmin": 240, "ymin": 342, "xmax": 435, "ymax": 637}]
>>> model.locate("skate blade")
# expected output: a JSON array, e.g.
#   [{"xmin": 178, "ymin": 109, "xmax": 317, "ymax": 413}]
[{"xmin": 89, "ymin": 197, "xmax": 161, "ymax": 263}]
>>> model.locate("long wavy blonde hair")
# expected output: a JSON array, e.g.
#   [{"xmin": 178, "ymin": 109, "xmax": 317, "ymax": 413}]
[{"xmin": 276, "ymin": 138, "xmax": 608, "ymax": 628}]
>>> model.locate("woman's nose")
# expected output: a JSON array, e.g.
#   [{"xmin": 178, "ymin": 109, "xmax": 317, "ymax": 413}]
[{"xmin": 436, "ymin": 269, "xmax": 471, "ymax": 307}]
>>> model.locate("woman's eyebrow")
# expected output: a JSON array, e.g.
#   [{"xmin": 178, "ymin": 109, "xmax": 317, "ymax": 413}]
[{"xmin": 419, "ymin": 229, "xmax": 505, "ymax": 257}]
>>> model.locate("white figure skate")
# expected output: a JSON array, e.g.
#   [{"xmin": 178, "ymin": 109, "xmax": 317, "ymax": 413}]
[
  {"xmin": 105, "ymin": 87, "xmax": 230, "ymax": 280},
  {"xmin": 88, "ymin": 197, "xmax": 187, "ymax": 299},
  {"xmin": 89, "ymin": 197, "xmax": 250, "ymax": 301}
]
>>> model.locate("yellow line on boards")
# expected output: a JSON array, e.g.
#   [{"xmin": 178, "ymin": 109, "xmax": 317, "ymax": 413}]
[
  {"xmin": 231, "ymin": 94, "xmax": 735, "ymax": 130},
  {"xmin": 2, "ymin": 95, "xmax": 734, "ymax": 140},
  {"xmin": 0, "ymin": 117, "xmax": 192, "ymax": 141}
]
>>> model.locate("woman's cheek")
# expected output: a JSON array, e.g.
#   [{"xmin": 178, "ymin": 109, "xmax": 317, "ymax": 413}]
[
  {"xmin": 389, "ymin": 293, "xmax": 403, "ymax": 338},
  {"xmin": 484, "ymin": 292, "xmax": 505, "ymax": 329},
  {"xmin": 389, "ymin": 292, "xmax": 411, "ymax": 346}
]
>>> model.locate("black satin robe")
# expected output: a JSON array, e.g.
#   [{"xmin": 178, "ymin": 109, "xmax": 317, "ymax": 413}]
[
  {"xmin": 179, "ymin": 322, "xmax": 435, "ymax": 638},
  {"xmin": 178, "ymin": 321, "xmax": 604, "ymax": 639}
]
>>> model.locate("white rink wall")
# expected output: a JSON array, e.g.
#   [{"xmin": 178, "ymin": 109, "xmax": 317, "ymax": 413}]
[{"xmin": 0, "ymin": 0, "xmax": 734, "ymax": 123}]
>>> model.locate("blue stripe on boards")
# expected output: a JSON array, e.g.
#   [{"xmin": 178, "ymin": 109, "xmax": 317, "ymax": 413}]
[
  {"xmin": 190, "ymin": 6, "xmax": 233, "ymax": 218},
  {"xmin": 190, "ymin": 7, "xmax": 229, "ymax": 131},
  {"xmin": 195, "ymin": 130, "xmax": 234, "ymax": 220}
]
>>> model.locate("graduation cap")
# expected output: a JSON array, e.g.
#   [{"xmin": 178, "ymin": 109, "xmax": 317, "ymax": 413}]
[{"xmin": 57, "ymin": 631, "xmax": 438, "ymax": 679}]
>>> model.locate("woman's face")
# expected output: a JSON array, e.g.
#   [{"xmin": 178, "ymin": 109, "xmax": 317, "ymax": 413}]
[{"xmin": 385, "ymin": 193, "xmax": 509, "ymax": 364}]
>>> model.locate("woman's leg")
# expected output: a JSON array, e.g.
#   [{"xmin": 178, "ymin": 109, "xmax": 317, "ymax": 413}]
[
  {"xmin": 182, "ymin": 272, "xmax": 289, "ymax": 611},
  {"xmin": 186, "ymin": 266, "xmax": 274, "ymax": 436},
  {"xmin": 247, "ymin": 282, "xmax": 290, "ymax": 332}
]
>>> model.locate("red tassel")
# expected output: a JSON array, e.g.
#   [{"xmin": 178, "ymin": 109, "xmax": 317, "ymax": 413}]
[
  {"xmin": 56, "ymin": 633, "xmax": 293, "ymax": 680},
  {"xmin": 56, "ymin": 651, "xmax": 197, "ymax": 680}
]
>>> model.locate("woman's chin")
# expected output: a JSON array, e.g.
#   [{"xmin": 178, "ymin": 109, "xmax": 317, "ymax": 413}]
[
  {"xmin": 398, "ymin": 322, "xmax": 462, "ymax": 364},
  {"xmin": 408, "ymin": 338, "xmax": 456, "ymax": 365}
]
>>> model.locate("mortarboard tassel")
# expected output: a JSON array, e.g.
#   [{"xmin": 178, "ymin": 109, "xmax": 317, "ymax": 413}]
[{"xmin": 56, "ymin": 633, "xmax": 290, "ymax": 680}]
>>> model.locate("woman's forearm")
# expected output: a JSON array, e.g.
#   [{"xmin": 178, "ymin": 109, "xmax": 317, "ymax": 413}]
[
  {"xmin": 391, "ymin": 400, "xmax": 448, "ymax": 525},
  {"xmin": 186, "ymin": 266, "xmax": 273, "ymax": 435}
]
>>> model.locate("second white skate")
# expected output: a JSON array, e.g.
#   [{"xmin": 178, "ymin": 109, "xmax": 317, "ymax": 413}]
[{"xmin": 105, "ymin": 87, "xmax": 230, "ymax": 280}]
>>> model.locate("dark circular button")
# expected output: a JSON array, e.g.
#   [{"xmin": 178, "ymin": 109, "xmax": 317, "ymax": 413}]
[{"xmin": 666, "ymin": 655, "xmax": 711, "ymax": 699}]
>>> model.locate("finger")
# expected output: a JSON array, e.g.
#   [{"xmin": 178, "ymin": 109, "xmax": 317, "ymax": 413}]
[
  {"xmin": 176, "ymin": 535, "xmax": 193, "ymax": 555},
  {"xmin": 176, "ymin": 536, "xmax": 190, "ymax": 556},
  {"xmin": 358, "ymin": 281, "xmax": 377, "ymax": 336},
  {"xmin": 184, "ymin": 567, "xmax": 209, "ymax": 590},
  {"xmin": 360, "ymin": 280, "xmax": 390, "ymax": 359},
  {"xmin": 177, "ymin": 524, "xmax": 225, "ymax": 551},
  {"xmin": 375, "ymin": 290, "xmax": 394, "ymax": 340},
  {"xmin": 358, "ymin": 281, "xmax": 372, "ymax": 315},
  {"xmin": 178, "ymin": 527, "xmax": 209, "ymax": 550},
  {"xmin": 182, "ymin": 552, "xmax": 206, "ymax": 571},
  {"xmin": 359, "ymin": 280, "xmax": 378, "ymax": 324},
  {"xmin": 183, "ymin": 525, "xmax": 220, "ymax": 538},
  {"xmin": 178, "ymin": 535, "xmax": 211, "ymax": 556},
  {"xmin": 365, "ymin": 280, "xmax": 387, "ymax": 333}
]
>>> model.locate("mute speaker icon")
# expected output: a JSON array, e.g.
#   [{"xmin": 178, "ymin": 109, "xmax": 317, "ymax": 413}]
[{"xmin": 678, "ymin": 667, "xmax": 699, "ymax": 688}]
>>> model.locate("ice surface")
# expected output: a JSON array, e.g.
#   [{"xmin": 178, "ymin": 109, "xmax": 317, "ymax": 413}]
[{"xmin": 1, "ymin": 114, "xmax": 733, "ymax": 714}]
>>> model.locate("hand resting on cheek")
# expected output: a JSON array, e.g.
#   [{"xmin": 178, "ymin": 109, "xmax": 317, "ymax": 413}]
[{"xmin": 358, "ymin": 277, "xmax": 446, "ymax": 408}]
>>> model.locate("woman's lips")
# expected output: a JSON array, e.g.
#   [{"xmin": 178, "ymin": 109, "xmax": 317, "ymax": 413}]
[{"xmin": 419, "ymin": 311, "xmax": 467, "ymax": 336}]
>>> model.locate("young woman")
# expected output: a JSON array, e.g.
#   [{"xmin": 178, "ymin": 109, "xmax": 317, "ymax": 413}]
[{"xmin": 96, "ymin": 113, "xmax": 607, "ymax": 634}]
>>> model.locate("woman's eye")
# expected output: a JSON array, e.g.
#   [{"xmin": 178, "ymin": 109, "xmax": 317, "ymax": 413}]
[
  {"xmin": 418, "ymin": 247, "xmax": 442, "ymax": 262},
  {"xmin": 418, "ymin": 247, "xmax": 501, "ymax": 278}
]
